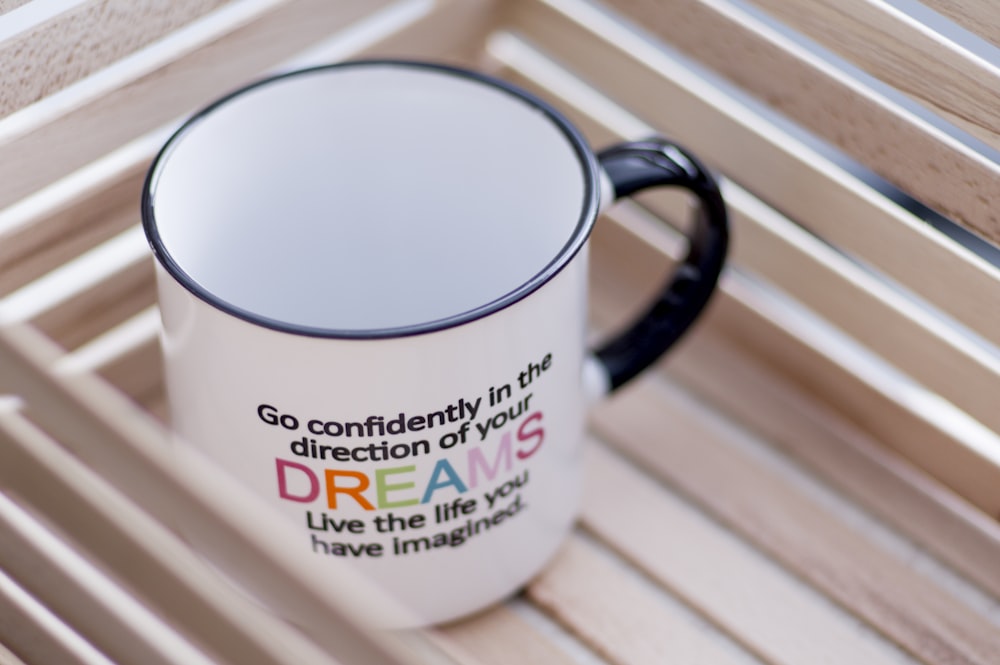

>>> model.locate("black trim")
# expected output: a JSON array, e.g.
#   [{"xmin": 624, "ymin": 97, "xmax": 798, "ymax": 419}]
[
  {"xmin": 142, "ymin": 60, "xmax": 600, "ymax": 339},
  {"xmin": 594, "ymin": 139, "xmax": 729, "ymax": 390}
]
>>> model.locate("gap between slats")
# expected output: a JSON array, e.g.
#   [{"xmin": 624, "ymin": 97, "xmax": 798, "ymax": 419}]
[
  {"xmin": 590, "ymin": 377, "xmax": 1000, "ymax": 664},
  {"xmin": 592, "ymin": 0, "xmax": 1000, "ymax": 244},
  {"xmin": 587, "ymin": 200, "xmax": 1000, "ymax": 564},
  {"xmin": 65, "ymin": 195, "xmax": 1000, "ymax": 598},
  {"xmin": 575, "ymin": 457, "xmax": 914, "ymax": 665},
  {"xmin": 0, "ymin": 0, "xmax": 235, "ymax": 120},
  {"xmin": 0, "ymin": 322, "xmax": 458, "ymax": 665},
  {"xmin": 490, "ymin": 33, "xmax": 1000, "ymax": 461},
  {"xmin": 0, "ymin": 0, "xmax": 450, "ymax": 210},
  {"xmin": 0, "ymin": 564, "xmax": 114, "ymax": 665},
  {"xmin": 920, "ymin": 0, "xmax": 1000, "ymax": 49},
  {"xmin": 509, "ymin": 0, "xmax": 1000, "ymax": 314},
  {"xmin": 63, "ymin": 168, "xmax": 1000, "ymax": 609},
  {"xmin": 0, "ymin": 0, "xmax": 31, "ymax": 17},
  {"xmin": 741, "ymin": 0, "xmax": 1000, "ymax": 154},
  {"xmin": 486, "ymin": 33, "xmax": 1000, "ymax": 514},
  {"xmin": 528, "ymin": 535, "xmax": 766, "ymax": 665}
]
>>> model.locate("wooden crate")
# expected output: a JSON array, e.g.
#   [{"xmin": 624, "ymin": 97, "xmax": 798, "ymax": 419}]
[{"xmin": 0, "ymin": 1, "xmax": 998, "ymax": 664}]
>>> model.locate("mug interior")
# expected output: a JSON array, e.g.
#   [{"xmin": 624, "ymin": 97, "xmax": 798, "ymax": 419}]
[{"xmin": 144, "ymin": 62, "xmax": 595, "ymax": 335}]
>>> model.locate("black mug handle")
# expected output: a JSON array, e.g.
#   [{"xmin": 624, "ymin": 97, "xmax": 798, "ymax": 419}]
[{"xmin": 593, "ymin": 138, "xmax": 729, "ymax": 391}]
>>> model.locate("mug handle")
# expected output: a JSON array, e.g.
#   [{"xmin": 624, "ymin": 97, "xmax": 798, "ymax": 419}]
[{"xmin": 592, "ymin": 138, "xmax": 729, "ymax": 392}]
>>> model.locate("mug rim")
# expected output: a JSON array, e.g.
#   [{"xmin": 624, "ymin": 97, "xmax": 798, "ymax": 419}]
[{"xmin": 141, "ymin": 59, "xmax": 601, "ymax": 339}]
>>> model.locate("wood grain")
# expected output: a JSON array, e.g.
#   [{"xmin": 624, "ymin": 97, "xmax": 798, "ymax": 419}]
[
  {"xmin": 919, "ymin": 0, "xmax": 1000, "ymax": 50},
  {"xmin": 496, "ymin": 9, "xmax": 1000, "ymax": 368},
  {"xmin": 513, "ymin": 0, "xmax": 1000, "ymax": 249},
  {"xmin": 580, "ymin": 443, "xmax": 912, "ymax": 665},
  {"xmin": 0, "ymin": 0, "xmax": 391, "ymax": 210},
  {"xmin": 0, "ymin": 567, "xmax": 100, "ymax": 665},
  {"xmin": 590, "ymin": 378, "xmax": 1000, "ymax": 664},
  {"xmin": 0, "ymin": 322, "xmax": 453, "ymax": 665},
  {"xmin": 0, "ymin": 408, "xmax": 391, "ymax": 665},
  {"xmin": 665, "ymin": 322, "xmax": 1000, "ymax": 600},
  {"xmin": 434, "ymin": 606, "xmax": 578, "ymax": 665},
  {"xmin": 0, "ymin": 161, "xmax": 145, "ymax": 297},
  {"xmin": 0, "ymin": 0, "xmax": 29, "ymax": 15},
  {"xmin": 31, "ymin": 256, "xmax": 154, "ymax": 351},
  {"xmin": 0, "ymin": 0, "xmax": 235, "ymax": 119},
  {"xmin": 745, "ymin": 0, "xmax": 1000, "ymax": 152},
  {"xmin": 496, "ymin": 48, "xmax": 1000, "ymax": 443},
  {"xmin": 528, "ymin": 537, "xmax": 755, "ymax": 665},
  {"xmin": 584, "ymin": 196, "xmax": 1000, "ymax": 518}
]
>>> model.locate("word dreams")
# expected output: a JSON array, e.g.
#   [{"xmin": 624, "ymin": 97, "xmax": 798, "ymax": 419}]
[{"xmin": 276, "ymin": 412, "xmax": 543, "ymax": 510}]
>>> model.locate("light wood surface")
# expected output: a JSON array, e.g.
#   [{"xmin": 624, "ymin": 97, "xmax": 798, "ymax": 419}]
[
  {"xmin": 0, "ymin": 0, "xmax": 29, "ymax": 15},
  {"xmin": 0, "ymin": 566, "xmax": 105, "ymax": 665},
  {"xmin": 1, "ymin": 1, "xmax": 999, "ymax": 663},
  {"xmin": 0, "ymin": 0, "xmax": 390, "ymax": 210},
  {"xmin": 528, "ymin": 537, "xmax": 758, "ymax": 665},
  {"xmin": 0, "ymin": 323, "xmax": 455, "ymax": 665},
  {"xmin": 434, "ymin": 606, "xmax": 578, "ymax": 665},
  {"xmin": 503, "ymin": 2, "xmax": 1000, "ymax": 358},
  {"xmin": 491, "ymin": 39, "xmax": 1000, "ymax": 465},
  {"xmin": 580, "ymin": 443, "xmax": 916, "ymax": 665},
  {"xmin": 580, "ymin": 0, "xmax": 1000, "ymax": 246},
  {"xmin": 666, "ymin": 327, "xmax": 1000, "ymax": 601},
  {"xmin": 744, "ymin": 0, "xmax": 1000, "ymax": 153},
  {"xmin": 919, "ymin": 0, "xmax": 1000, "ymax": 49},
  {"xmin": 0, "ymin": 0, "xmax": 234, "ymax": 120},
  {"xmin": 587, "ymin": 199, "xmax": 1000, "ymax": 519},
  {"xmin": 591, "ymin": 380, "xmax": 1000, "ymax": 664}
]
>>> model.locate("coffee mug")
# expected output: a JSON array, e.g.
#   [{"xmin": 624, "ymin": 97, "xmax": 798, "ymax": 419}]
[{"xmin": 142, "ymin": 60, "xmax": 728, "ymax": 626}]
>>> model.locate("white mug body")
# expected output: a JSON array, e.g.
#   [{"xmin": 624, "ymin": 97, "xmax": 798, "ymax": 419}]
[
  {"xmin": 144, "ymin": 60, "xmax": 729, "ymax": 628},
  {"xmin": 156, "ymin": 248, "xmax": 589, "ymax": 625}
]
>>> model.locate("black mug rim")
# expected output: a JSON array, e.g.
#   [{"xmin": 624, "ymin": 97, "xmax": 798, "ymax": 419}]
[{"xmin": 141, "ymin": 59, "xmax": 601, "ymax": 339}]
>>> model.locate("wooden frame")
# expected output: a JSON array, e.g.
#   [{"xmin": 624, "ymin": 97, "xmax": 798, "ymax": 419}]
[{"xmin": 0, "ymin": 1, "xmax": 998, "ymax": 663}]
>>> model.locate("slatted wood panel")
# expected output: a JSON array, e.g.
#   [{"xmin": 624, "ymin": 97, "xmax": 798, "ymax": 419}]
[
  {"xmin": 0, "ymin": 1, "xmax": 998, "ymax": 664},
  {"xmin": 921, "ymin": 0, "xmax": 1000, "ymax": 48}
]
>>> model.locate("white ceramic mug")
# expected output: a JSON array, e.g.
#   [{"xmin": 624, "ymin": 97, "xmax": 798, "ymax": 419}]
[{"xmin": 142, "ymin": 60, "xmax": 728, "ymax": 626}]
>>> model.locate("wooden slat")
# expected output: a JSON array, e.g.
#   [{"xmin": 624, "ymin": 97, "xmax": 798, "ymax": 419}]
[
  {"xmin": 0, "ymin": 0, "xmax": 234, "ymax": 119},
  {"xmin": 0, "ymin": 0, "xmax": 30, "ymax": 15},
  {"xmin": 920, "ymin": 0, "xmax": 1000, "ymax": 50},
  {"xmin": 668, "ymin": 325, "xmax": 1000, "ymax": 600},
  {"xmin": 0, "ymin": 157, "xmax": 146, "ymax": 297},
  {"xmin": 528, "ymin": 537, "xmax": 755, "ymax": 665},
  {"xmin": 489, "ymin": 37, "xmax": 1000, "ymax": 516},
  {"xmin": 0, "ymin": 0, "xmax": 392, "ymax": 211},
  {"xmin": 0, "ymin": 568, "xmax": 107, "ymax": 665},
  {"xmin": 703, "ymin": 275, "xmax": 1000, "ymax": 520},
  {"xmin": 434, "ymin": 606, "xmax": 578, "ymax": 665},
  {"xmin": 0, "ymin": 322, "xmax": 454, "ymax": 665},
  {"xmin": 517, "ymin": 0, "xmax": 1000, "ymax": 246},
  {"xmin": 0, "ymin": 488, "xmax": 218, "ymax": 665},
  {"xmin": 590, "ymin": 378, "xmax": 1000, "ymax": 665},
  {"xmin": 744, "ymin": 0, "xmax": 1000, "ymax": 153},
  {"xmin": 0, "ymin": 0, "xmax": 497, "ymax": 295},
  {"xmin": 0, "ymin": 0, "xmax": 505, "ymax": 212},
  {"xmin": 32, "ymin": 255, "xmax": 154, "ymax": 351},
  {"xmin": 89, "ymin": 312, "xmax": 163, "ymax": 407},
  {"xmin": 580, "ymin": 442, "xmax": 913, "ymax": 665},
  {"xmin": 0, "ymin": 410, "xmax": 368, "ymax": 665},
  {"xmin": 492, "ymin": 39, "xmax": 1000, "ymax": 442},
  {"xmin": 500, "ymin": 3, "xmax": 1000, "ymax": 359},
  {"xmin": 586, "ymin": 195, "xmax": 1000, "ymax": 527}
]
